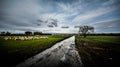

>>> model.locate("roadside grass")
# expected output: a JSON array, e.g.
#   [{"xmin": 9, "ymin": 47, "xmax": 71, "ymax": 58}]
[
  {"xmin": 76, "ymin": 36, "xmax": 120, "ymax": 67},
  {"xmin": 0, "ymin": 35, "xmax": 69, "ymax": 67},
  {"xmin": 76, "ymin": 36, "xmax": 120, "ymax": 44}
]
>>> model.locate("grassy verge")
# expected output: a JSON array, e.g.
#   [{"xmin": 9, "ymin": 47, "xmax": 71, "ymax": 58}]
[
  {"xmin": 76, "ymin": 36, "xmax": 120, "ymax": 67},
  {"xmin": 0, "ymin": 35, "xmax": 69, "ymax": 67}
]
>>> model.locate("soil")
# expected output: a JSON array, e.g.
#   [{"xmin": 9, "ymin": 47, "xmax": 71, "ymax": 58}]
[{"xmin": 76, "ymin": 41, "xmax": 120, "ymax": 67}]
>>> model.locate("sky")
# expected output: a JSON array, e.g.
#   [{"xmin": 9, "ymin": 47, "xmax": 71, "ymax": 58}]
[{"xmin": 0, "ymin": 0, "xmax": 120, "ymax": 34}]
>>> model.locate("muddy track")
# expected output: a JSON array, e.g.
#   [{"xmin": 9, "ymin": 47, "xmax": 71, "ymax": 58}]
[{"xmin": 16, "ymin": 36, "xmax": 83, "ymax": 67}]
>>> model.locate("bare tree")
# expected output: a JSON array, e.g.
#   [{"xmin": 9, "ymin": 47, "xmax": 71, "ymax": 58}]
[{"xmin": 75, "ymin": 25, "xmax": 94, "ymax": 38}]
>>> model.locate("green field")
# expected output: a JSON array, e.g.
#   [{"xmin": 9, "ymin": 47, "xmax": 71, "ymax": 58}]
[
  {"xmin": 76, "ymin": 36, "xmax": 120, "ymax": 67},
  {"xmin": 0, "ymin": 35, "xmax": 69, "ymax": 67}
]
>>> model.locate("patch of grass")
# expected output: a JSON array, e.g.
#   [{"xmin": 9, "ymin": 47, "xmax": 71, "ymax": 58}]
[
  {"xmin": 76, "ymin": 36, "xmax": 120, "ymax": 67},
  {"xmin": 0, "ymin": 35, "xmax": 69, "ymax": 67},
  {"xmin": 76, "ymin": 36, "xmax": 120, "ymax": 44}
]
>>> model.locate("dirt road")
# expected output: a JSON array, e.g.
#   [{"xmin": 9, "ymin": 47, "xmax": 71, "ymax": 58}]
[{"xmin": 16, "ymin": 36, "xmax": 83, "ymax": 67}]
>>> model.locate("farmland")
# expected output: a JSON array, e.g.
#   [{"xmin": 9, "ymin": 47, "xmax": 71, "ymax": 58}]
[
  {"xmin": 0, "ymin": 35, "xmax": 70, "ymax": 67},
  {"xmin": 0, "ymin": 35, "xmax": 120, "ymax": 67},
  {"xmin": 76, "ymin": 36, "xmax": 120, "ymax": 67}
]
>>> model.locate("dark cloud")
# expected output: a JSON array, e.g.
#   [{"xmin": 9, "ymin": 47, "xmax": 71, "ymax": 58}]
[
  {"xmin": 36, "ymin": 24, "xmax": 41, "ymax": 26},
  {"xmin": 74, "ymin": 26, "xmax": 81, "ymax": 28},
  {"xmin": 45, "ymin": 21, "xmax": 48, "ymax": 23},
  {"xmin": 46, "ymin": 19, "xmax": 58, "ymax": 27},
  {"xmin": 42, "ymin": 0, "xmax": 79, "ymax": 4},
  {"xmin": 51, "ymin": 22, "xmax": 58, "ymax": 27},
  {"xmin": 0, "ymin": 0, "xmax": 45, "ymax": 32},
  {"xmin": 61, "ymin": 26, "xmax": 69, "ymax": 28},
  {"xmin": 0, "ymin": 0, "xmax": 120, "ymax": 33},
  {"xmin": 47, "ymin": 25, "xmax": 54, "ymax": 27},
  {"xmin": 37, "ymin": 19, "xmax": 43, "ymax": 23},
  {"xmin": 50, "ymin": 19, "xmax": 58, "ymax": 27}
]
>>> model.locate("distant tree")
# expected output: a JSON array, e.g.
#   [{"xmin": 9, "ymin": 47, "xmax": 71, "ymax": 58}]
[
  {"xmin": 34, "ymin": 32, "xmax": 42, "ymax": 35},
  {"xmin": 79, "ymin": 25, "xmax": 94, "ymax": 38},
  {"xmin": 25, "ymin": 31, "xmax": 32, "ymax": 35},
  {"xmin": 6, "ymin": 32, "xmax": 11, "ymax": 35},
  {"xmin": 1, "ymin": 32, "xmax": 6, "ymax": 35}
]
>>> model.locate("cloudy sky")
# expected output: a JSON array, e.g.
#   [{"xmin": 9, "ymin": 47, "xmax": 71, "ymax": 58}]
[{"xmin": 0, "ymin": 0, "xmax": 120, "ymax": 34}]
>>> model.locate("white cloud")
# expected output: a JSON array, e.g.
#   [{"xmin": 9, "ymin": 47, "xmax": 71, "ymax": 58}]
[
  {"xmin": 72, "ymin": 6, "xmax": 118, "ymax": 24},
  {"xmin": 57, "ymin": 3, "xmax": 75, "ymax": 13},
  {"xmin": 0, "ymin": 0, "xmax": 120, "ymax": 33},
  {"xmin": 90, "ymin": 18, "xmax": 120, "ymax": 25},
  {"xmin": 90, "ymin": 18, "xmax": 120, "ymax": 33}
]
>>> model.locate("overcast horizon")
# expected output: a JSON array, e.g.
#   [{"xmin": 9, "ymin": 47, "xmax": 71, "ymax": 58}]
[{"xmin": 0, "ymin": 0, "xmax": 120, "ymax": 34}]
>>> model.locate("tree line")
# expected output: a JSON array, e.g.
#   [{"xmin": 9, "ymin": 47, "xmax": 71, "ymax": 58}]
[{"xmin": 0, "ymin": 31, "xmax": 51, "ymax": 36}]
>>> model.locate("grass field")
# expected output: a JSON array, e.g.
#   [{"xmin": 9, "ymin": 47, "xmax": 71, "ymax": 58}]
[
  {"xmin": 76, "ymin": 36, "xmax": 120, "ymax": 67},
  {"xmin": 0, "ymin": 35, "xmax": 70, "ymax": 67}
]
